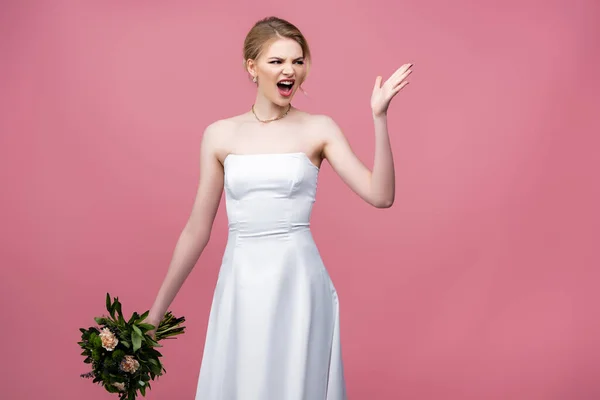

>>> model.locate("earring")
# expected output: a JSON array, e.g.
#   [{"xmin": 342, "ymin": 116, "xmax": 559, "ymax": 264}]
[{"xmin": 252, "ymin": 76, "xmax": 257, "ymax": 83}]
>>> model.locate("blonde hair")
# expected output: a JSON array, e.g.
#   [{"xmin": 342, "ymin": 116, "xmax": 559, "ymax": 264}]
[{"xmin": 243, "ymin": 16, "xmax": 311, "ymax": 84}]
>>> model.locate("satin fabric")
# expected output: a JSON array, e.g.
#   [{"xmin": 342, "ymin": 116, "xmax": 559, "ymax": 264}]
[{"xmin": 195, "ymin": 152, "xmax": 346, "ymax": 400}]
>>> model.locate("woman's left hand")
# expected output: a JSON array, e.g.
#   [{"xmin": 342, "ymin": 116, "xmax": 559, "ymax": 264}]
[{"xmin": 371, "ymin": 63, "xmax": 413, "ymax": 117}]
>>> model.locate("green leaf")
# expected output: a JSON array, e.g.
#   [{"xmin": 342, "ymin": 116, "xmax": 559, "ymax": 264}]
[
  {"xmin": 145, "ymin": 336, "xmax": 161, "ymax": 348},
  {"xmin": 138, "ymin": 323, "xmax": 155, "ymax": 331},
  {"xmin": 106, "ymin": 293, "xmax": 112, "ymax": 313},
  {"xmin": 112, "ymin": 349, "xmax": 125, "ymax": 360},
  {"xmin": 147, "ymin": 360, "xmax": 161, "ymax": 375},
  {"xmin": 137, "ymin": 310, "xmax": 149, "ymax": 322},
  {"xmin": 132, "ymin": 332, "xmax": 142, "ymax": 352},
  {"xmin": 127, "ymin": 311, "xmax": 139, "ymax": 325},
  {"xmin": 115, "ymin": 301, "xmax": 125, "ymax": 324},
  {"xmin": 112, "ymin": 297, "xmax": 119, "ymax": 314},
  {"xmin": 105, "ymin": 383, "xmax": 120, "ymax": 393},
  {"xmin": 132, "ymin": 325, "xmax": 142, "ymax": 337}
]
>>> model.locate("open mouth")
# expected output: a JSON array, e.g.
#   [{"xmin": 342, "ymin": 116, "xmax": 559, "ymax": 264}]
[{"xmin": 276, "ymin": 79, "xmax": 295, "ymax": 97}]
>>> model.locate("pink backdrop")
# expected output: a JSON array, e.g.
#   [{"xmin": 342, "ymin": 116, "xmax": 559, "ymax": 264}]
[{"xmin": 2, "ymin": 1, "xmax": 599, "ymax": 399}]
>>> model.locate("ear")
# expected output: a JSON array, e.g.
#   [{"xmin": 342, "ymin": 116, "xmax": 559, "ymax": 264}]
[{"xmin": 245, "ymin": 59, "xmax": 256, "ymax": 80}]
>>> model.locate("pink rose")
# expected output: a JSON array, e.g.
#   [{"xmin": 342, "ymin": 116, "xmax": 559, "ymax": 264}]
[
  {"xmin": 112, "ymin": 382, "xmax": 126, "ymax": 392},
  {"xmin": 120, "ymin": 355, "xmax": 140, "ymax": 374},
  {"xmin": 99, "ymin": 327, "xmax": 118, "ymax": 351}
]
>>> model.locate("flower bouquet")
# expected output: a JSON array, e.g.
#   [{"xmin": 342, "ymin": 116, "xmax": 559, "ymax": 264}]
[{"xmin": 78, "ymin": 293, "xmax": 185, "ymax": 399}]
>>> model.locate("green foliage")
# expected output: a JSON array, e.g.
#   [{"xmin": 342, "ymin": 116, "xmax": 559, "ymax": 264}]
[{"xmin": 79, "ymin": 293, "xmax": 186, "ymax": 399}]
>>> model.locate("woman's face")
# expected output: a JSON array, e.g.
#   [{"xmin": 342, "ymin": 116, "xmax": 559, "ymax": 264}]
[{"xmin": 248, "ymin": 38, "xmax": 307, "ymax": 107}]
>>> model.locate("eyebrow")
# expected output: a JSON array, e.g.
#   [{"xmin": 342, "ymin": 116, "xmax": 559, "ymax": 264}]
[{"xmin": 268, "ymin": 56, "xmax": 304, "ymax": 61}]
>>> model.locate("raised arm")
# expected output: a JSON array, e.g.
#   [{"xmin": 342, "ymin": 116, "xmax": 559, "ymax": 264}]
[
  {"xmin": 321, "ymin": 63, "xmax": 413, "ymax": 209},
  {"xmin": 147, "ymin": 122, "xmax": 225, "ymax": 327}
]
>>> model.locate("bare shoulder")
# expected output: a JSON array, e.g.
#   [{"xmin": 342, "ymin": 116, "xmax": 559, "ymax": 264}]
[
  {"xmin": 203, "ymin": 117, "xmax": 240, "ymax": 137},
  {"xmin": 302, "ymin": 112, "xmax": 344, "ymax": 143},
  {"xmin": 201, "ymin": 115, "xmax": 248, "ymax": 160}
]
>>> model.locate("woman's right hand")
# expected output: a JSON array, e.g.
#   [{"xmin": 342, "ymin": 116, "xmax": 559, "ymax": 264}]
[{"xmin": 146, "ymin": 316, "xmax": 160, "ymax": 339}]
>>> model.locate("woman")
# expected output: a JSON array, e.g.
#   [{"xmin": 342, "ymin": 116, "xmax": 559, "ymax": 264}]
[{"xmin": 147, "ymin": 16, "xmax": 412, "ymax": 400}]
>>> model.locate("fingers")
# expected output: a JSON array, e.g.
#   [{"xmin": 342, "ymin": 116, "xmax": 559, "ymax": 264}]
[
  {"xmin": 385, "ymin": 64, "xmax": 412, "ymax": 91},
  {"xmin": 392, "ymin": 80, "xmax": 410, "ymax": 94},
  {"xmin": 374, "ymin": 75, "xmax": 383, "ymax": 90},
  {"xmin": 390, "ymin": 63, "xmax": 413, "ymax": 80},
  {"xmin": 394, "ymin": 68, "xmax": 413, "ymax": 87},
  {"xmin": 375, "ymin": 63, "xmax": 414, "ymax": 90},
  {"xmin": 376, "ymin": 63, "xmax": 413, "ymax": 95}
]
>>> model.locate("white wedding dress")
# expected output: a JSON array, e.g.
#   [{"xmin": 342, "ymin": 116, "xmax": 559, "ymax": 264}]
[{"xmin": 195, "ymin": 152, "xmax": 347, "ymax": 400}]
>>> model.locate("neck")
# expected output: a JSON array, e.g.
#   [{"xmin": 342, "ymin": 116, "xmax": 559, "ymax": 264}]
[{"xmin": 252, "ymin": 94, "xmax": 290, "ymax": 120}]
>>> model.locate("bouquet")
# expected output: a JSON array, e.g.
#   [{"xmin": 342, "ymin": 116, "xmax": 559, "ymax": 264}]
[{"xmin": 78, "ymin": 293, "xmax": 186, "ymax": 399}]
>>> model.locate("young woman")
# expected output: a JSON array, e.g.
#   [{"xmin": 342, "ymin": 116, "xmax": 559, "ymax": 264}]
[{"xmin": 147, "ymin": 16, "xmax": 412, "ymax": 400}]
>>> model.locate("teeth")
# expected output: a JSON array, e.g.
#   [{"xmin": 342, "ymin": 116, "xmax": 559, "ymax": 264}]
[{"xmin": 279, "ymin": 81, "xmax": 294, "ymax": 86}]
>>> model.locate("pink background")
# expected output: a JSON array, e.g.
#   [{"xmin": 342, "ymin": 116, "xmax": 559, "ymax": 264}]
[{"xmin": 2, "ymin": 1, "xmax": 599, "ymax": 399}]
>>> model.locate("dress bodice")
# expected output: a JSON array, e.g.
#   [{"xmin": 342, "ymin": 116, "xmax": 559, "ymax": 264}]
[{"xmin": 223, "ymin": 152, "xmax": 319, "ymax": 238}]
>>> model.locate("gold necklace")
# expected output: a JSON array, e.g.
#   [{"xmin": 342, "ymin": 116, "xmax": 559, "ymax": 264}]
[{"xmin": 251, "ymin": 104, "xmax": 291, "ymax": 123}]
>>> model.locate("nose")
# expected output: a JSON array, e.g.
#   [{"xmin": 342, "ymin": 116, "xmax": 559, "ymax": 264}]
[{"xmin": 282, "ymin": 63, "xmax": 294, "ymax": 75}]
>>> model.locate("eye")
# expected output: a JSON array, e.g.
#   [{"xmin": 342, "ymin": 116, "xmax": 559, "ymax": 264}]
[{"xmin": 268, "ymin": 59, "xmax": 304, "ymax": 65}]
